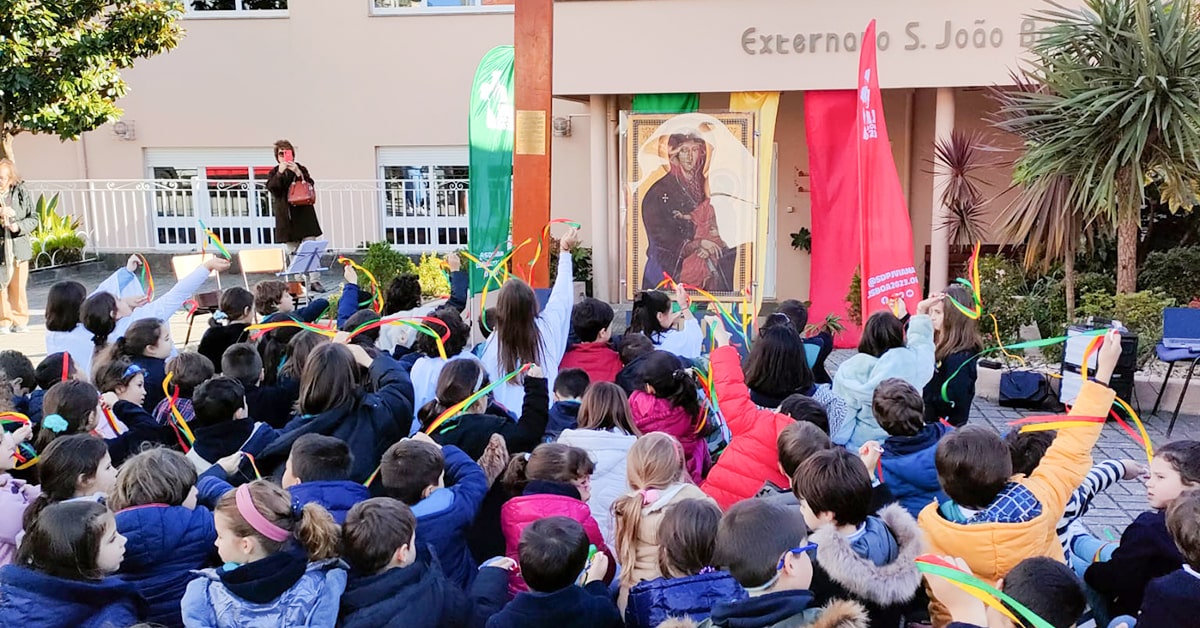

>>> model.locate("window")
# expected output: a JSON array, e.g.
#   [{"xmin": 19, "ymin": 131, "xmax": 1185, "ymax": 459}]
[
  {"xmin": 187, "ymin": 0, "xmax": 287, "ymax": 16},
  {"xmin": 377, "ymin": 147, "xmax": 470, "ymax": 253},
  {"xmin": 372, "ymin": 0, "xmax": 513, "ymax": 15}
]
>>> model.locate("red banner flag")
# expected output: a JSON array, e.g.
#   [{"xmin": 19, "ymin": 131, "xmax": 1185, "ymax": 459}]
[{"xmin": 857, "ymin": 20, "xmax": 920, "ymax": 319}]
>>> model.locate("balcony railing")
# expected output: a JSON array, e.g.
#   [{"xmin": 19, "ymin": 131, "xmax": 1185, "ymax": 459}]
[{"xmin": 22, "ymin": 179, "xmax": 470, "ymax": 255}]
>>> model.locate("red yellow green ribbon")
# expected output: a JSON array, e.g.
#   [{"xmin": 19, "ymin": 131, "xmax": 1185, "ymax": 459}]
[
  {"xmin": 463, "ymin": 239, "xmax": 531, "ymax": 333},
  {"xmin": 915, "ymin": 555, "xmax": 1052, "ymax": 628},
  {"xmin": 198, "ymin": 220, "xmax": 232, "ymax": 259},
  {"xmin": 425, "ymin": 364, "xmax": 533, "ymax": 434},
  {"xmin": 0, "ymin": 412, "xmax": 30, "ymax": 427},
  {"xmin": 945, "ymin": 242, "xmax": 983, "ymax": 319},
  {"xmin": 524, "ymin": 219, "xmax": 581, "ymax": 283},
  {"xmin": 245, "ymin": 319, "xmax": 338, "ymax": 341},
  {"xmin": 2, "ymin": 413, "xmax": 36, "ymax": 469},
  {"xmin": 363, "ymin": 465, "xmax": 381, "ymax": 487},
  {"xmin": 243, "ymin": 453, "xmax": 263, "ymax": 480},
  {"xmin": 347, "ymin": 316, "xmax": 449, "ymax": 360},
  {"xmin": 135, "ymin": 254, "xmax": 155, "ymax": 300},
  {"xmin": 338, "ymin": 257, "xmax": 384, "ymax": 314},
  {"xmin": 100, "ymin": 398, "xmax": 123, "ymax": 435},
  {"xmin": 162, "ymin": 372, "xmax": 196, "ymax": 451}
]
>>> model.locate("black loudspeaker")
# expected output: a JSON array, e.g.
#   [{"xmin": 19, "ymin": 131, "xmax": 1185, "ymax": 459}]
[{"xmin": 1059, "ymin": 323, "xmax": 1138, "ymax": 404}]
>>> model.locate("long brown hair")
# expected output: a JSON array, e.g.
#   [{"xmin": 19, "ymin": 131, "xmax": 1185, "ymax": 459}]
[
  {"xmin": 215, "ymin": 479, "xmax": 340, "ymax": 560},
  {"xmin": 501, "ymin": 442, "xmax": 594, "ymax": 495},
  {"xmin": 657, "ymin": 498, "xmax": 722, "ymax": 578},
  {"xmin": 493, "ymin": 278, "xmax": 543, "ymax": 377},
  {"xmin": 299, "ymin": 343, "xmax": 358, "ymax": 416},
  {"xmin": 612, "ymin": 433, "xmax": 688, "ymax": 586},
  {"xmin": 281, "ymin": 330, "xmax": 329, "ymax": 381},
  {"xmin": 577, "ymin": 382, "xmax": 639, "ymax": 435},
  {"xmin": 935, "ymin": 284, "xmax": 983, "ymax": 362},
  {"xmin": 417, "ymin": 359, "xmax": 488, "ymax": 429}
]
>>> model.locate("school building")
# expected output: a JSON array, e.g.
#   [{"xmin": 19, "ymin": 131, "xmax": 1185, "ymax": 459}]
[{"xmin": 15, "ymin": 0, "xmax": 1071, "ymax": 303}]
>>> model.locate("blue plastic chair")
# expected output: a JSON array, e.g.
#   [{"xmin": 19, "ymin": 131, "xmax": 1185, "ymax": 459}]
[{"xmin": 1152, "ymin": 308, "xmax": 1200, "ymax": 436}]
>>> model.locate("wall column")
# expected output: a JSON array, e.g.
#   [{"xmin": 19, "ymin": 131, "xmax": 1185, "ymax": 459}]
[
  {"xmin": 929, "ymin": 87, "xmax": 956, "ymax": 293},
  {"xmin": 589, "ymin": 94, "xmax": 612, "ymax": 302}
]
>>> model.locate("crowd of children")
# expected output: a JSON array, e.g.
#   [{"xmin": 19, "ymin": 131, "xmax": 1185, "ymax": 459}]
[{"xmin": 0, "ymin": 234, "xmax": 1196, "ymax": 628}]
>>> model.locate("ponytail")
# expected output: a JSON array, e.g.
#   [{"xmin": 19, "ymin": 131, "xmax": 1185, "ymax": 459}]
[
  {"xmin": 614, "ymin": 432, "xmax": 690, "ymax": 586},
  {"xmin": 502, "ymin": 443, "xmax": 593, "ymax": 495},
  {"xmin": 612, "ymin": 491, "xmax": 647, "ymax": 587},
  {"xmin": 417, "ymin": 399, "xmax": 448, "ymax": 431},
  {"xmin": 642, "ymin": 353, "xmax": 700, "ymax": 420},
  {"xmin": 629, "ymin": 291, "xmax": 670, "ymax": 337},
  {"xmin": 80, "ymin": 293, "xmax": 118, "ymax": 354},
  {"xmin": 295, "ymin": 502, "xmax": 340, "ymax": 561},
  {"xmin": 501, "ymin": 454, "xmax": 531, "ymax": 494}
]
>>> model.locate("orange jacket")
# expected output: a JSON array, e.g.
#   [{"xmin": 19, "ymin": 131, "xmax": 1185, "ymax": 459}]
[
  {"xmin": 700, "ymin": 345, "xmax": 794, "ymax": 510},
  {"xmin": 917, "ymin": 380, "xmax": 1116, "ymax": 583}
]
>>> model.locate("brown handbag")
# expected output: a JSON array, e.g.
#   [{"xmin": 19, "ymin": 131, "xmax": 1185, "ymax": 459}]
[{"xmin": 287, "ymin": 169, "xmax": 316, "ymax": 206}]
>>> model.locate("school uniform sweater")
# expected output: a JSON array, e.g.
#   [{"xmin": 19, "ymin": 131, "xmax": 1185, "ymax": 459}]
[{"xmin": 1086, "ymin": 509, "xmax": 1184, "ymax": 619}]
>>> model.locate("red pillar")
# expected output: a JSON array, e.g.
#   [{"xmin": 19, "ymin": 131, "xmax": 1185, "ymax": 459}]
[{"xmin": 512, "ymin": 0, "xmax": 553, "ymax": 287}]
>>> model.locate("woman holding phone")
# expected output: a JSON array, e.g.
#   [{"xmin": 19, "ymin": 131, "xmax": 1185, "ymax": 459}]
[{"xmin": 266, "ymin": 139, "xmax": 325, "ymax": 291}]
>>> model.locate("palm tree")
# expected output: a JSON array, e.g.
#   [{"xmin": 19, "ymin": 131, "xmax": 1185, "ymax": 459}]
[
  {"xmin": 993, "ymin": 0, "xmax": 1200, "ymax": 294},
  {"xmin": 932, "ymin": 130, "xmax": 992, "ymax": 247}
]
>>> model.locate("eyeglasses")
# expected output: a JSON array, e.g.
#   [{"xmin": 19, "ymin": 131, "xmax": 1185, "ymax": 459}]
[{"xmin": 776, "ymin": 542, "xmax": 818, "ymax": 571}]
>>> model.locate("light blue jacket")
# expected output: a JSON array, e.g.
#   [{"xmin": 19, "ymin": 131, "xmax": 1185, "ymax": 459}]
[
  {"xmin": 832, "ymin": 314, "xmax": 936, "ymax": 449},
  {"xmin": 180, "ymin": 559, "xmax": 346, "ymax": 628}
]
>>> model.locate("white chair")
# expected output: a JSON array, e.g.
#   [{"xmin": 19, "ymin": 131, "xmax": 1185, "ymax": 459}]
[
  {"xmin": 238, "ymin": 247, "xmax": 288, "ymax": 289},
  {"xmin": 171, "ymin": 253, "xmax": 222, "ymax": 346}
]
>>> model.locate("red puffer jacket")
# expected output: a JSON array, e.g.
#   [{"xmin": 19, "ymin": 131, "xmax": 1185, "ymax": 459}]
[
  {"xmin": 500, "ymin": 485, "xmax": 614, "ymax": 595},
  {"xmin": 629, "ymin": 392, "xmax": 710, "ymax": 484},
  {"xmin": 700, "ymin": 345, "xmax": 794, "ymax": 510}
]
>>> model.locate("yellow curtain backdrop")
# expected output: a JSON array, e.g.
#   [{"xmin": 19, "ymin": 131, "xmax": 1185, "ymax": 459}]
[{"xmin": 729, "ymin": 92, "xmax": 780, "ymax": 320}]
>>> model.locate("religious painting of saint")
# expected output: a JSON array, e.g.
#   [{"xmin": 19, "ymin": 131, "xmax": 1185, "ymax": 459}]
[{"xmin": 624, "ymin": 112, "xmax": 757, "ymax": 301}]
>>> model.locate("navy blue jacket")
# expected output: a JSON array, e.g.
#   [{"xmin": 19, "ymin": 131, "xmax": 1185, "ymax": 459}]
[
  {"xmin": 1138, "ymin": 568, "xmax": 1200, "ymax": 627},
  {"xmin": 880, "ymin": 422, "xmax": 951, "ymax": 517},
  {"xmin": 411, "ymin": 445, "xmax": 490, "ymax": 590},
  {"xmin": 339, "ymin": 549, "xmax": 508, "ymax": 628},
  {"xmin": 245, "ymin": 379, "xmax": 300, "ymax": 429},
  {"xmin": 132, "ymin": 355, "xmax": 169, "ymax": 412},
  {"xmin": 247, "ymin": 353, "xmax": 414, "ymax": 484},
  {"xmin": 485, "ymin": 581, "xmax": 622, "ymax": 628},
  {"xmin": 625, "ymin": 570, "xmax": 747, "ymax": 628},
  {"xmin": 107, "ymin": 400, "xmax": 174, "ymax": 466},
  {"xmin": 192, "ymin": 420, "xmax": 278, "ymax": 469},
  {"xmin": 545, "ymin": 400, "xmax": 580, "ymax": 441},
  {"xmin": 1086, "ymin": 509, "xmax": 1184, "ymax": 618},
  {"xmin": 115, "ymin": 504, "xmax": 217, "ymax": 627},
  {"xmin": 289, "ymin": 480, "xmax": 371, "ymax": 524},
  {"xmin": 923, "ymin": 349, "xmax": 978, "ymax": 427},
  {"xmin": 25, "ymin": 389, "xmax": 44, "ymax": 425},
  {"xmin": 0, "ymin": 564, "xmax": 146, "ymax": 628}
]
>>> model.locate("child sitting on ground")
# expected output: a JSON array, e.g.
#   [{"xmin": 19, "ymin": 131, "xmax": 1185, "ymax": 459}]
[
  {"xmin": 0, "ymin": 501, "xmax": 142, "ymax": 628},
  {"xmin": 486, "ymin": 516, "xmax": 621, "ymax": 628},
  {"xmin": 339, "ymin": 497, "xmax": 511, "ymax": 628},
  {"xmin": 793, "ymin": 447, "xmax": 924, "ymax": 627},
  {"xmin": 188, "ymin": 376, "xmax": 278, "ymax": 476},
  {"xmin": 624, "ymin": 499, "xmax": 746, "ymax": 628},
  {"xmin": 615, "ymin": 333, "xmax": 655, "ymax": 396},
  {"xmin": 21, "ymin": 435, "xmax": 115, "ymax": 531},
  {"xmin": 282, "ymin": 433, "xmax": 370, "ymax": 524},
  {"xmin": 222, "ymin": 342, "xmax": 299, "ymax": 429},
  {"xmin": 99, "ymin": 318, "xmax": 174, "ymax": 411},
  {"xmin": 560, "ymin": 298, "xmax": 622, "ymax": 384},
  {"xmin": 702, "ymin": 499, "xmax": 868, "ymax": 628},
  {"xmin": 1133, "ymin": 489, "xmax": 1200, "ymax": 627},
  {"xmin": 88, "ymin": 360, "xmax": 172, "ymax": 466},
  {"xmin": 198, "ymin": 286, "xmax": 256, "ymax": 373},
  {"xmin": 1082, "ymin": 440, "xmax": 1199, "ymax": 623},
  {"xmin": 151, "ymin": 351, "xmax": 214, "ymax": 427},
  {"xmin": 545, "ymin": 368, "xmax": 589, "ymax": 440},
  {"xmin": 420, "ymin": 360, "xmax": 550, "ymax": 458},
  {"xmin": 380, "ymin": 432, "xmax": 489, "ymax": 590},
  {"xmin": 757, "ymin": 420, "xmax": 833, "ymax": 511},
  {"xmin": 254, "ymin": 279, "xmax": 328, "ymax": 321},
  {"xmin": 27, "ymin": 352, "xmax": 78, "ymax": 425},
  {"xmin": 875, "ymin": 378, "xmax": 950, "ymax": 517},
  {"xmin": 181, "ymin": 480, "xmax": 345, "ymax": 628},
  {"xmin": 918, "ymin": 330, "xmax": 1122, "ymax": 622},
  {"xmin": 922, "ymin": 555, "xmax": 1086, "ymax": 628}
]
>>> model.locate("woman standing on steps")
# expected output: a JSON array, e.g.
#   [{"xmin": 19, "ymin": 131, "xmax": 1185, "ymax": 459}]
[{"xmin": 266, "ymin": 140, "xmax": 325, "ymax": 292}]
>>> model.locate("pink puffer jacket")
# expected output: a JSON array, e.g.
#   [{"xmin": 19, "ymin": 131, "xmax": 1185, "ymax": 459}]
[
  {"xmin": 629, "ymin": 391, "xmax": 710, "ymax": 484},
  {"xmin": 500, "ymin": 491, "xmax": 614, "ymax": 595}
]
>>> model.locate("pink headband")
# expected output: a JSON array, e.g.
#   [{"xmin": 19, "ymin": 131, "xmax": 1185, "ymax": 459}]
[{"xmin": 235, "ymin": 484, "xmax": 291, "ymax": 543}]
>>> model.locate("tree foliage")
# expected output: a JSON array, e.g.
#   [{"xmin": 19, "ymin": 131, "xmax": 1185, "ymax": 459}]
[{"xmin": 0, "ymin": 0, "xmax": 185, "ymax": 158}]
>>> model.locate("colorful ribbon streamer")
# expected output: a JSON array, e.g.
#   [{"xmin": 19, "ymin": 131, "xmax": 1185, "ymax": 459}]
[
  {"xmin": 0, "ymin": 411, "xmax": 31, "ymax": 427},
  {"xmin": 463, "ymin": 240, "xmax": 531, "ymax": 334},
  {"xmin": 945, "ymin": 242, "xmax": 983, "ymax": 319},
  {"xmin": 524, "ymin": 219, "xmax": 581, "ymax": 283},
  {"xmin": 245, "ymin": 319, "xmax": 338, "ymax": 340},
  {"xmin": 243, "ymin": 452, "xmax": 263, "ymax": 480},
  {"xmin": 363, "ymin": 465, "xmax": 381, "ymax": 487},
  {"xmin": 100, "ymin": 399, "xmax": 123, "ymax": 435},
  {"xmin": 198, "ymin": 220, "xmax": 232, "ymax": 259},
  {"xmin": 338, "ymin": 257, "xmax": 384, "ymax": 314},
  {"xmin": 162, "ymin": 373, "xmax": 196, "ymax": 451},
  {"xmin": 346, "ymin": 316, "xmax": 450, "ymax": 360},
  {"xmin": 135, "ymin": 254, "xmax": 155, "ymax": 300},
  {"xmin": 939, "ymin": 329, "xmax": 1108, "ymax": 406},
  {"xmin": 425, "ymin": 364, "xmax": 533, "ymax": 434},
  {"xmin": 916, "ymin": 555, "xmax": 1053, "ymax": 628}
]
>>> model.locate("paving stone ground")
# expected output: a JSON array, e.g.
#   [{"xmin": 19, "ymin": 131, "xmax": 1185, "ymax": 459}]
[{"xmin": 12, "ymin": 262, "xmax": 1199, "ymax": 540}]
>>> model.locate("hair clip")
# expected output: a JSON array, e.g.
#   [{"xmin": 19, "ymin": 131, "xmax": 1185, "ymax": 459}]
[
  {"xmin": 43, "ymin": 414, "xmax": 69, "ymax": 434},
  {"xmin": 212, "ymin": 310, "xmax": 228, "ymax": 322},
  {"xmin": 122, "ymin": 364, "xmax": 147, "ymax": 380}
]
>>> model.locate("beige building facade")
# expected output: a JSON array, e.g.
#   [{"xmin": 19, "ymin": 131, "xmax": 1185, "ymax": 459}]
[{"xmin": 14, "ymin": 0, "xmax": 1073, "ymax": 303}]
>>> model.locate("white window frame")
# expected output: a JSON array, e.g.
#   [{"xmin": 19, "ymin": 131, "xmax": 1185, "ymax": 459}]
[
  {"xmin": 369, "ymin": 0, "xmax": 514, "ymax": 17},
  {"xmin": 376, "ymin": 146, "xmax": 470, "ymax": 254},
  {"xmin": 183, "ymin": 0, "xmax": 289, "ymax": 19}
]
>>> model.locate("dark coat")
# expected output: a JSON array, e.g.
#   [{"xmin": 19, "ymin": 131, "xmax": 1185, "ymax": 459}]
[
  {"xmin": 880, "ymin": 422, "xmax": 951, "ymax": 518},
  {"xmin": 485, "ymin": 581, "xmax": 622, "ymax": 628},
  {"xmin": 431, "ymin": 376, "xmax": 550, "ymax": 459},
  {"xmin": 923, "ymin": 349, "xmax": 978, "ymax": 427},
  {"xmin": 625, "ymin": 570, "xmax": 747, "ymax": 628},
  {"xmin": 115, "ymin": 504, "xmax": 217, "ymax": 627},
  {"xmin": 0, "ymin": 564, "xmax": 146, "ymax": 628},
  {"xmin": 132, "ymin": 355, "xmax": 168, "ymax": 412},
  {"xmin": 1137, "ymin": 568, "xmax": 1200, "ymax": 628},
  {"xmin": 1086, "ymin": 509, "xmax": 1184, "ymax": 618},
  {"xmin": 0, "ymin": 182, "xmax": 38, "ymax": 263},
  {"xmin": 247, "ymin": 354, "xmax": 413, "ymax": 484},
  {"xmin": 245, "ymin": 380, "xmax": 300, "ymax": 429},
  {"xmin": 198, "ymin": 322, "xmax": 250, "ymax": 374},
  {"xmin": 265, "ymin": 164, "xmax": 322, "ymax": 243},
  {"xmin": 107, "ymin": 400, "xmax": 175, "ymax": 467},
  {"xmin": 545, "ymin": 400, "xmax": 580, "ymax": 441},
  {"xmin": 288, "ymin": 480, "xmax": 371, "ymax": 524},
  {"xmin": 339, "ymin": 550, "xmax": 508, "ymax": 628}
]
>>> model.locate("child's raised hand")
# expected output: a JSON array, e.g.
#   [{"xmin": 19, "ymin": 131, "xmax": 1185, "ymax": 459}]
[
  {"xmin": 560, "ymin": 227, "xmax": 580, "ymax": 252},
  {"xmin": 858, "ymin": 441, "xmax": 883, "ymax": 473},
  {"xmin": 1095, "ymin": 329, "xmax": 1122, "ymax": 385},
  {"xmin": 482, "ymin": 556, "xmax": 517, "ymax": 571},
  {"xmin": 217, "ymin": 452, "xmax": 244, "ymax": 474},
  {"xmin": 673, "ymin": 283, "xmax": 690, "ymax": 310},
  {"xmin": 125, "ymin": 255, "xmax": 141, "ymax": 273},
  {"xmin": 923, "ymin": 555, "xmax": 989, "ymax": 626},
  {"xmin": 915, "ymin": 294, "xmax": 941, "ymax": 315},
  {"xmin": 122, "ymin": 295, "xmax": 149, "ymax": 310},
  {"xmin": 585, "ymin": 551, "xmax": 609, "ymax": 584},
  {"xmin": 11, "ymin": 424, "xmax": 32, "ymax": 445},
  {"xmin": 344, "ymin": 343, "xmax": 373, "ymax": 368},
  {"xmin": 101, "ymin": 391, "xmax": 119, "ymax": 409},
  {"xmin": 446, "ymin": 253, "xmax": 461, "ymax": 272},
  {"xmin": 1121, "ymin": 459, "xmax": 1149, "ymax": 481},
  {"xmin": 343, "ymin": 264, "xmax": 357, "ymax": 285},
  {"xmin": 526, "ymin": 364, "xmax": 544, "ymax": 379},
  {"xmin": 202, "ymin": 257, "xmax": 232, "ymax": 273},
  {"xmin": 706, "ymin": 316, "xmax": 732, "ymax": 347},
  {"xmin": 410, "ymin": 431, "xmax": 441, "ymax": 448}
]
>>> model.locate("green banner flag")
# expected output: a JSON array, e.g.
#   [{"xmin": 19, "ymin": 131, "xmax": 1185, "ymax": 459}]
[
  {"xmin": 468, "ymin": 45, "xmax": 516, "ymax": 294},
  {"xmin": 631, "ymin": 93, "xmax": 699, "ymax": 113}
]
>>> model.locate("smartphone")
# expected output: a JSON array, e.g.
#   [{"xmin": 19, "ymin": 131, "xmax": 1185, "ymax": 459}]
[{"xmin": 281, "ymin": 149, "xmax": 294, "ymax": 163}]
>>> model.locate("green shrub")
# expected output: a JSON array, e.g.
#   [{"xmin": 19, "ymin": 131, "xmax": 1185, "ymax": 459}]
[
  {"xmin": 1078, "ymin": 289, "xmax": 1175, "ymax": 366},
  {"xmin": 845, "ymin": 267, "xmax": 862, "ymax": 327},
  {"xmin": 30, "ymin": 194, "xmax": 86, "ymax": 268},
  {"xmin": 417, "ymin": 254, "xmax": 450, "ymax": 297},
  {"xmin": 974, "ymin": 255, "xmax": 1068, "ymax": 362},
  {"xmin": 1074, "ymin": 271, "xmax": 1116, "ymax": 302},
  {"xmin": 1139, "ymin": 246, "xmax": 1200, "ymax": 305},
  {"xmin": 547, "ymin": 240, "xmax": 593, "ymax": 296},
  {"xmin": 360, "ymin": 241, "xmax": 414, "ymax": 289}
]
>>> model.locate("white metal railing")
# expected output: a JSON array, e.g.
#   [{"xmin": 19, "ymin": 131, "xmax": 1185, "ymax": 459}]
[{"xmin": 22, "ymin": 179, "xmax": 470, "ymax": 255}]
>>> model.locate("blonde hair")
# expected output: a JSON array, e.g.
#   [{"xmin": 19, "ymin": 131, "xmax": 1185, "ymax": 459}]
[
  {"xmin": 109, "ymin": 448, "xmax": 197, "ymax": 511},
  {"xmin": 214, "ymin": 480, "xmax": 340, "ymax": 560},
  {"xmin": 612, "ymin": 433, "xmax": 687, "ymax": 586}
]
